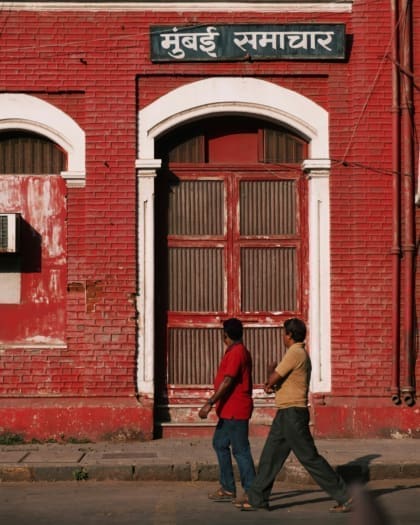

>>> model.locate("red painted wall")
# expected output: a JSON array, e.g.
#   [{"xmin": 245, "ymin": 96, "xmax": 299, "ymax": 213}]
[
  {"xmin": 0, "ymin": 176, "xmax": 67, "ymax": 344},
  {"xmin": 0, "ymin": 2, "xmax": 418, "ymax": 440}
]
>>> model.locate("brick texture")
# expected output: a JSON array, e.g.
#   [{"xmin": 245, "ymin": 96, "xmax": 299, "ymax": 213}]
[{"xmin": 0, "ymin": 3, "xmax": 418, "ymax": 439}]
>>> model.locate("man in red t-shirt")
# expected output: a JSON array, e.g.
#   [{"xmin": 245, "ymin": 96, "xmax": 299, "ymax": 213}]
[{"xmin": 199, "ymin": 318, "xmax": 255, "ymax": 502}]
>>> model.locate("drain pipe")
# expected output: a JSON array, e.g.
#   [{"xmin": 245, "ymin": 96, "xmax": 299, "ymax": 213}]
[
  {"xmin": 399, "ymin": 0, "xmax": 416, "ymax": 407},
  {"xmin": 417, "ymin": 152, "xmax": 420, "ymax": 206},
  {"xmin": 390, "ymin": 0, "xmax": 402, "ymax": 406}
]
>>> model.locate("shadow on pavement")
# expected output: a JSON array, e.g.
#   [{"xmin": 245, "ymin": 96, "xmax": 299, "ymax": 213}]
[{"xmin": 337, "ymin": 454, "xmax": 382, "ymax": 483}]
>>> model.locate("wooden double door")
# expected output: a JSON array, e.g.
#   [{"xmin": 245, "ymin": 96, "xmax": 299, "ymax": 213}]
[{"xmin": 154, "ymin": 116, "xmax": 307, "ymax": 404}]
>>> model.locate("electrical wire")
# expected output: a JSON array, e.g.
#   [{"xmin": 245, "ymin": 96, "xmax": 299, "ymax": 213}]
[{"xmin": 341, "ymin": 6, "xmax": 405, "ymax": 162}]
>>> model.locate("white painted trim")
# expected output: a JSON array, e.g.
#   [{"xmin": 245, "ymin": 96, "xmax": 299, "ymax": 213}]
[
  {"xmin": 136, "ymin": 163, "xmax": 160, "ymax": 396},
  {"xmin": 0, "ymin": 94, "xmax": 86, "ymax": 187},
  {"xmin": 60, "ymin": 171, "xmax": 87, "ymax": 188},
  {"xmin": 0, "ymin": 2, "xmax": 353, "ymax": 13},
  {"xmin": 302, "ymin": 158, "xmax": 331, "ymax": 171},
  {"xmin": 304, "ymin": 165, "xmax": 331, "ymax": 392},
  {"xmin": 135, "ymin": 159, "xmax": 162, "ymax": 171},
  {"xmin": 140, "ymin": 77, "xmax": 329, "ymax": 159},
  {"xmin": 137, "ymin": 76, "xmax": 332, "ymax": 396}
]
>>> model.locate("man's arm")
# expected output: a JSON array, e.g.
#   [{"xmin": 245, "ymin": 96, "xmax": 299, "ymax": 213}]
[
  {"xmin": 198, "ymin": 376, "xmax": 233, "ymax": 419},
  {"xmin": 265, "ymin": 349, "xmax": 299, "ymax": 393},
  {"xmin": 264, "ymin": 370, "xmax": 283, "ymax": 394}
]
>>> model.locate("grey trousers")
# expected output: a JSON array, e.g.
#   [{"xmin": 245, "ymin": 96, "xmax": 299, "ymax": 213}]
[{"xmin": 248, "ymin": 407, "xmax": 349, "ymax": 507}]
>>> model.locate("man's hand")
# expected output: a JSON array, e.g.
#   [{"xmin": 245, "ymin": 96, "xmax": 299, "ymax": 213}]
[
  {"xmin": 199, "ymin": 377, "xmax": 231, "ymax": 419},
  {"xmin": 264, "ymin": 370, "xmax": 282, "ymax": 395},
  {"xmin": 264, "ymin": 382, "xmax": 275, "ymax": 394},
  {"xmin": 198, "ymin": 403, "xmax": 212, "ymax": 419}
]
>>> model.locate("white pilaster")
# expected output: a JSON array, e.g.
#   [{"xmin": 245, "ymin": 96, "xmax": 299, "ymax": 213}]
[
  {"xmin": 135, "ymin": 159, "xmax": 161, "ymax": 395},
  {"xmin": 303, "ymin": 159, "xmax": 331, "ymax": 392}
]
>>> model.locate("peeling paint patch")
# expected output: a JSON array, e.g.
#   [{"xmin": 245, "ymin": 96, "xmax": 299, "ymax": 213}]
[
  {"xmin": 20, "ymin": 335, "xmax": 66, "ymax": 345},
  {"xmin": 50, "ymin": 222, "xmax": 65, "ymax": 257},
  {"xmin": 26, "ymin": 177, "xmax": 66, "ymax": 258},
  {"xmin": 390, "ymin": 429, "xmax": 413, "ymax": 439},
  {"xmin": 49, "ymin": 270, "xmax": 61, "ymax": 299},
  {"xmin": 0, "ymin": 177, "xmax": 22, "ymax": 210}
]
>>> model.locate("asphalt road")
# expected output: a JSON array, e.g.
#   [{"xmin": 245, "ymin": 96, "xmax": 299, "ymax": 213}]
[{"xmin": 1, "ymin": 479, "xmax": 419, "ymax": 525}]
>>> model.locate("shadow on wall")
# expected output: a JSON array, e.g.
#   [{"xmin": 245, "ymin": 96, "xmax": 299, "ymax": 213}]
[
  {"xmin": 20, "ymin": 217, "xmax": 42, "ymax": 273},
  {"xmin": 0, "ymin": 217, "xmax": 41, "ymax": 273}
]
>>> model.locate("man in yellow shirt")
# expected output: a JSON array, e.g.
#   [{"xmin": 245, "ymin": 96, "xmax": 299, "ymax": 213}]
[{"xmin": 236, "ymin": 317, "xmax": 352, "ymax": 513}]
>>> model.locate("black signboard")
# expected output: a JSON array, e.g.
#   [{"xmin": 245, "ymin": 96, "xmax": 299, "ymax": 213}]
[{"xmin": 151, "ymin": 24, "xmax": 346, "ymax": 62}]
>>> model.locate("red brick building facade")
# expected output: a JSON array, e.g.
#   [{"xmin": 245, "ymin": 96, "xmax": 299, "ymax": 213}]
[{"xmin": 0, "ymin": 1, "xmax": 418, "ymax": 441}]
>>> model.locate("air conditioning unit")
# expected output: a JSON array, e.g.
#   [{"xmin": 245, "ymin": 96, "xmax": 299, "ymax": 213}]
[{"xmin": 0, "ymin": 213, "xmax": 21, "ymax": 253}]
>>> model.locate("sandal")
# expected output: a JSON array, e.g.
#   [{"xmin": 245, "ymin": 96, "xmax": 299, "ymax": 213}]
[
  {"xmin": 208, "ymin": 488, "xmax": 236, "ymax": 502},
  {"xmin": 232, "ymin": 494, "xmax": 248, "ymax": 506},
  {"xmin": 236, "ymin": 501, "xmax": 258, "ymax": 512},
  {"xmin": 235, "ymin": 498, "xmax": 269, "ymax": 511},
  {"xmin": 329, "ymin": 498, "xmax": 353, "ymax": 513}
]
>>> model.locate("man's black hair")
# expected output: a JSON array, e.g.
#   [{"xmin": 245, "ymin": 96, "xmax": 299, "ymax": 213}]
[
  {"xmin": 223, "ymin": 318, "xmax": 243, "ymax": 341},
  {"xmin": 284, "ymin": 317, "xmax": 307, "ymax": 342}
]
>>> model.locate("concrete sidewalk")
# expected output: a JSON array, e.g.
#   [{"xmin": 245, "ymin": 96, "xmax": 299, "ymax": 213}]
[{"xmin": 0, "ymin": 437, "xmax": 419, "ymax": 483}]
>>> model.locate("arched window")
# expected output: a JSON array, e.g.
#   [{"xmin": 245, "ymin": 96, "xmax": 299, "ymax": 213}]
[
  {"xmin": 156, "ymin": 116, "xmax": 306, "ymax": 164},
  {"xmin": 0, "ymin": 131, "xmax": 66, "ymax": 174}
]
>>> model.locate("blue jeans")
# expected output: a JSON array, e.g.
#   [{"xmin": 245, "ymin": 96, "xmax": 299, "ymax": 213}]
[{"xmin": 212, "ymin": 418, "xmax": 256, "ymax": 494}]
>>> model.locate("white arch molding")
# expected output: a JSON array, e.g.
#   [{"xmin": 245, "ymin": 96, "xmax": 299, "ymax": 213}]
[
  {"xmin": 136, "ymin": 77, "xmax": 331, "ymax": 397},
  {"xmin": 0, "ymin": 93, "xmax": 86, "ymax": 187}
]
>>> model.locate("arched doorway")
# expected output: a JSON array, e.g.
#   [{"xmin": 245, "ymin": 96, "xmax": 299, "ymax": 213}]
[
  {"xmin": 136, "ymin": 77, "xmax": 333, "ymax": 434},
  {"xmin": 154, "ymin": 115, "xmax": 308, "ymax": 424}
]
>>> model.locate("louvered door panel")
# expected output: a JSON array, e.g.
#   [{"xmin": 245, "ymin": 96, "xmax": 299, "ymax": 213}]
[
  {"xmin": 168, "ymin": 327, "xmax": 223, "ymax": 385},
  {"xmin": 168, "ymin": 326, "xmax": 287, "ymax": 385},
  {"xmin": 241, "ymin": 247, "xmax": 297, "ymax": 312},
  {"xmin": 240, "ymin": 180, "xmax": 296, "ymax": 236},
  {"xmin": 169, "ymin": 247, "xmax": 224, "ymax": 312},
  {"xmin": 245, "ymin": 327, "xmax": 286, "ymax": 384},
  {"xmin": 169, "ymin": 180, "xmax": 224, "ymax": 236}
]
